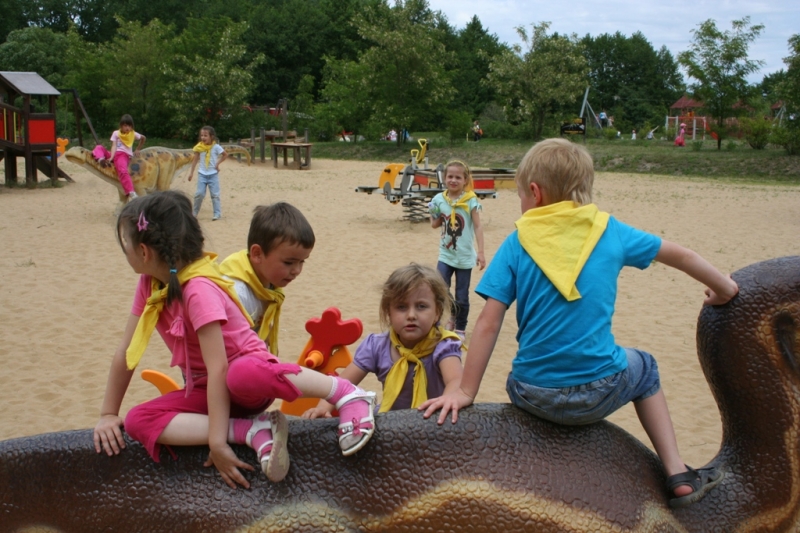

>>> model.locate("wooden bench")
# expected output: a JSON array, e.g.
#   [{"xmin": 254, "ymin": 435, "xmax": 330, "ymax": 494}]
[{"xmin": 271, "ymin": 142, "xmax": 312, "ymax": 170}]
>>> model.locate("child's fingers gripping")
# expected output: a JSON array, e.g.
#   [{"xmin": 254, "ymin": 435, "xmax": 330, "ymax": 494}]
[{"xmin": 206, "ymin": 447, "xmax": 254, "ymax": 489}]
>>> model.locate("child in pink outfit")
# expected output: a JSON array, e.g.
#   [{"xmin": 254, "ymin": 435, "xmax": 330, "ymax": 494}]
[
  {"xmin": 92, "ymin": 114, "xmax": 146, "ymax": 200},
  {"xmin": 93, "ymin": 191, "xmax": 377, "ymax": 489}
]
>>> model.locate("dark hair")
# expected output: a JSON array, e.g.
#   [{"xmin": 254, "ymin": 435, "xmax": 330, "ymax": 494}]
[
  {"xmin": 247, "ymin": 202, "xmax": 315, "ymax": 255},
  {"xmin": 120, "ymin": 114, "xmax": 134, "ymax": 128},
  {"xmin": 117, "ymin": 191, "xmax": 205, "ymax": 304},
  {"xmin": 200, "ymin": 125, "xmax": 217, "ymax": 142},
  {"xmin": 379, "ymin": 263, "xmax": 452, "ymax": 330}
]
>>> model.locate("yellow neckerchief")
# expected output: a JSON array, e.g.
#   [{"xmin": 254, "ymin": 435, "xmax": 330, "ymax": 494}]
[
  {"xmin": 516, "ymin": 201, "xmax": 609, "ymax": 301},
  {"xmin": 125, "ymin": 253, "xmax": 253, "ymax": 370},
  {"xmin": 193, "ymin": 141, "xmax": 215, "ymax": 167},
  {"xmin": 117, "ymin": 130, "xmax": 135, "ymax": 149},
  {"xmin": 442, "ymin": 190, "xmax": 477, "ymax": 231},
  {"xmin": 219, "ymin": 249, "xmax": 284, "ymax": 354},
  {"xmin": 380, "ymin": 326, "xmax": 460, "ymax": 413}
]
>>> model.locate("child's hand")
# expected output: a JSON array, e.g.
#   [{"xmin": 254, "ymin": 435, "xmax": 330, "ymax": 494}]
[
  {"xmin": 93, "ymin": 414, "xmax": 126, "ymax": 456},
  {"xmin": 477, "ymin": 252, "xmax": 486, "ymax": 270},
  {"xmin": 301, "ymin": 404, "xmax": 334, "ymax": 419},
  {"xmin": 205, "ymin": 443, "xmax": 255, "ymax": 489},
  {"xmin": 419, "ymin": 389, "xmax": 475, "ymax": 425},
  {"xmin": 187, "ymin": 172, "xmax": 193, "ymax": 182},
  {"xmin": 704, "ymin": 276, "xmax": 739, "ymax": 306}
]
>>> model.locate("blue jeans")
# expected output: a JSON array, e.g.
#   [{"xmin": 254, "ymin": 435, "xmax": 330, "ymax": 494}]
[
  {"xmin": 506, "ymin": 347, "xmax": 661, "ymax": 425},
  {"xmin": 437, "ymin": 261, "xmax": 472, "ymax": 330},
  {"xmin": 193, "ymin": 172, "xmax": 221, "ymax": 218}
]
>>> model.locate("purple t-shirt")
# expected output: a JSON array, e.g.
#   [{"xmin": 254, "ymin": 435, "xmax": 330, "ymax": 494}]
[{"xmin": 353, "ymin": 332, "xmax": 462, "ymax": 411}]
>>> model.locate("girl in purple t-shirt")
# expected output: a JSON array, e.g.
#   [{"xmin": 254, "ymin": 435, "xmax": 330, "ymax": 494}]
[{"xmin": 303, "ymin": 263, "xmax": 463, "ymax": 417}]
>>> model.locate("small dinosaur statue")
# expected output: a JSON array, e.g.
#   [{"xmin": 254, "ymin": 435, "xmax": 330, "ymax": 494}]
[{"xmin": 64, "ymin": 145, "xmax": 251, "ymax": 209}]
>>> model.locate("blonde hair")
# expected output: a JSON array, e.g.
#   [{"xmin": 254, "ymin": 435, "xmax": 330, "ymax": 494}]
[
  {"xmin": 444, "ymin": 160, "xmax": 473, "ymax": 191},
  {"xmin": 515, "ymin": 138, "xmax": 594, "ymax": 205},
  {"xmin": 379, "ymin": 263, "xmax": 452, "ymax": 330}
]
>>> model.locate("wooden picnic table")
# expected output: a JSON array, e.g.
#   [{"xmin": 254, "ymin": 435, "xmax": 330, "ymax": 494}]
[{"xmin": 271, "ymin": 142, "xmax": 312, "ymax": 170}]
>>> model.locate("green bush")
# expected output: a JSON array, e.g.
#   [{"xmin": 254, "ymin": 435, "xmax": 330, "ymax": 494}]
[
  {"xmin": 691, "ymin": 140, "xmax": 703, "ymax": 151},
  {"xmin": 740, "ymin": 117, "xmax": 772, "ymax": 150},
  {"xmin": 443, "ymin": 110, "xmax": 473, "ymax": 145},
  {"xmin": 603, "ymin": 128, "xmax": 619, "ymax": 141},
  {"xmin": 769, "ymin": 121, "xmax": 800, "ymax": 155},
  {"xmin": 725, "ymin": 140, "xmax": 737, "ymax": 151}
]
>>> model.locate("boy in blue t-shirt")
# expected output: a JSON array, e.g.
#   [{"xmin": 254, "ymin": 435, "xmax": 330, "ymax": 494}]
[{"xmin": 421, "ymin": 138, "xmax": 739, "ymax": 509}]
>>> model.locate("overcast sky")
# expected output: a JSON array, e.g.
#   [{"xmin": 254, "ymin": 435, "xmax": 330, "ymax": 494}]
[{"xmin": 427, "ymin": 0, "xmax": 798, "ymax": 83}]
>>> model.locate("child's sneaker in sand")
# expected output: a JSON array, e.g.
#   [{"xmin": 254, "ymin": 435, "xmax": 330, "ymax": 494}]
[
  {"xmin": 335, "ymin": 388, "xmax": 376, "ymax": 456},
  {"xmin": 245, "ymin": 411, "xmax": 289, "ymax": 482}
]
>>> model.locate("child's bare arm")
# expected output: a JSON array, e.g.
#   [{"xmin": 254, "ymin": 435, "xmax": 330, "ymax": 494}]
[
  {"xmin": 430, "ymin": 214, "xmax": 444, "ymax": 228},
  {"xmin": 134, "ymin": 134, "xmax": 146, "ymax": 154},
  {"xmin": 187, "ymin": 153, "xmax": 199, "ymax": 181},
  {"xmin": 438, "ymin": 356, "xmax": 463, "ymax": 396},
  {"xmin": 216, "ymin": 150, "xmax": 228, "ymax": 171},
  {"xmin": 472, "ymin": 208, "xmax": 486, "ymax": 270},
  {"xmin": 655, "ymin": 240, "xmax": 739, "ymax": 305},
  {"xmin": 302, "ymin": 363, "xmax": 368, "ymax": 419},
  {"xmin": 420, "ymin": 298, "xmax": 507, "ymax": 424}
]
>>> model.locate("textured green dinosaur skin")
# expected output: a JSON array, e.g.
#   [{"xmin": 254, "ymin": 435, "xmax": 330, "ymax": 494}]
[{"xmin": 1, "ymin": 256, "xmax": 799, "ymax": 532}]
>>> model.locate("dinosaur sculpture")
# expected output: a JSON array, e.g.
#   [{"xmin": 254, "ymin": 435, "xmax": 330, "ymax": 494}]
[
  {"xmin": 64, "ymin": 145, "xmax": 251, "ymax": 209},
  {"xmin": 1, "ymin": 256, "xmax": 799, "ymax": 532}
]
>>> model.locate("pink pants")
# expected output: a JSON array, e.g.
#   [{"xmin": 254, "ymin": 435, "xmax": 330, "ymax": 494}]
[
  {"xmin": 125, "ymin": 355, "xmax": 302, "ymax": 461},
  {"xmin": 92, "ymin": 145, "xmax": 135, "ymax": 195}
]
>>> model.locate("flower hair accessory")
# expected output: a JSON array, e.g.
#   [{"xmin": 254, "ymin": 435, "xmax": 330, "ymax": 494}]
[{"xmin": 137, "ymin": 212, "xmax": 149, "ymax": 232}]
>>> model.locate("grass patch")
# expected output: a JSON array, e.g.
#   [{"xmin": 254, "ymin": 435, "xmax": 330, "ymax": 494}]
[{"xmin": 311, "ymin": 137, "xmax": 800, "ymax": 184}]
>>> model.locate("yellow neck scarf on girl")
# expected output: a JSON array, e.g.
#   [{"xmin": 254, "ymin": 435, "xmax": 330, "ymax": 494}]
[
  {"xmin": 380, "ymin": 326, "xmax": 460, "ymax": 413},
  {"xmin": 193, "ymin": 141, "xmax": 215, "ymax": 166},
  {"xmin": 125, "ymin": 253, "xmax": 253, "ymax": 370},
  {"xmin": 117, "ymin": 130, "xmax": 135, "ymax": 149},
  {"xmin": 516, "ymin": 201, "xmax": 609, "ymax": 302},
  {"xmin": 219, "ymin": 249, "xmax": 284, "ymax": 354},
  {"xmin": 442, "ymin": 190, "xmax": 477, "ymax": 230}
]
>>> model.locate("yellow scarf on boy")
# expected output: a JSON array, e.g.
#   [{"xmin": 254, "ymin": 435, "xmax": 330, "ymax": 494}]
[
  {"xmin": 126, "ymin": 253, "xmax": 253, "ymax": 370},
  {"xmin": 380, "ymin": 326, "xmax": 460, "ymax": 413},
  {"xmin": 193, "ymin": 142, "xmax": 215, "ymax": 166},
  {"xmin": 516, "ymin": 201, "xmax": 609, "ymax": 302},
  {"xmin": 442, "ymin": 190, "xmax": 477, "ymax": 230},
  {"xmin": 117, "ymin": 130, "xmax": 135, "ymax": 149},
  {"xmin": 220, "ymin": 250, "xmax": 284, "ymax": 354}
]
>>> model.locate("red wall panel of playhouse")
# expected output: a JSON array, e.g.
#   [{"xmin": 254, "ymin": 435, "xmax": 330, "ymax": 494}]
[
  {"xmin": 29, "ymin": 119, "xmax": 55, "ymax": 144},
  {"xmin": 0, "ymin": 113, "xmax": 5, "ymax": 141}
]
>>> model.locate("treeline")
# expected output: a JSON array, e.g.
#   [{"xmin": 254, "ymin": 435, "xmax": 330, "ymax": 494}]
[{"xmin": 0, "ymin": 0, "xmax": 794, "ymax": 146}]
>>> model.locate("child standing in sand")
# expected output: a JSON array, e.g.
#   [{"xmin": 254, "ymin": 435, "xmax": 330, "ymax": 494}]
[
  {"xmin": 93, "ymin": 191, "xmax": 376, "ymax": 489},
  {"xmin": 303, "ymin": 263, "xmax": 463, "ymax": 418},
  {"xmin": 429, "ymin": 160, "xmax": 485, "ymax": 341},
  {"xmin": 421, "ymin": 138, "xmax": 739, "ymax": 509},
  {"xmin": 220, "ymin": 202, "xmax": 314, "ymax": 355},
  {"xmin": 92, "ymin": 114, "xmax": 146, "ymax": 201},
  {"xmin": 188, "ymin": 126, "xmax": 227, "ymax": 221}
]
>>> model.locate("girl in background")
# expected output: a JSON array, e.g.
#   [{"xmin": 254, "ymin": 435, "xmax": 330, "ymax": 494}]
[
  {"xmin": 188, "ymin": 126, "xmax": 227, "ymax": 221},
  {"xmin": 92, "ymin": 114, "xmax": 146, "ymax": 201}
]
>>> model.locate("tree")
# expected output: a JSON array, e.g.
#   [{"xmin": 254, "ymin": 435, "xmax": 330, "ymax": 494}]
[
  {"xmin": 486, "ymin": 21, "xmax": 587, "ymax": 140},
  {"xmin": 677, "ymin": 17, "xmax": 764, "ymax": 149},
  {"xmin": 449, "ymin": 16, "xmax": 505, "ymax": 120},
  {"xmin": 770, "ymin": 34, "xmax": 800, "ymax": 155},
  {"xmin": 0, "ymin": 27, "xmax": 69, "ymax": 87}
]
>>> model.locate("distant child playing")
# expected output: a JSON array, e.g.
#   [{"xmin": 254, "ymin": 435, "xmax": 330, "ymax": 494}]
[
  {"xmin": 429, "ymin": 160, "xmax": 485, "ymax": 340},
  {"xmin": 188, "ymin": 126, "xmax": 227, "ymax": 221},
  {"xmin": 220, "ymin": 202, "xmax": 314, "ymax": 355},
  {"xmin": 92, "ymin": 114, "xmax": 146, "ymax": 201},
  {"xmin": 303, "ymin": 263, "xmax": 463, "ymax": 418},
  {"xmin": 421, "ymin": 138, "xmax": 739, "ymax": 509},
  {"xmin": 93, "ymin": 191, "xmax": 376, "ymax": 489}
]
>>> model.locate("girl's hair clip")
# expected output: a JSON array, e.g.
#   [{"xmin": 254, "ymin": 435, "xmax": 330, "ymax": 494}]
[
  {"xmin": 137, "ymin": 211, "xmax": 149, "ymax": 232},
  {"xmin": 169, "ymin": 269, "xmax": 177, "ymax": 274}
]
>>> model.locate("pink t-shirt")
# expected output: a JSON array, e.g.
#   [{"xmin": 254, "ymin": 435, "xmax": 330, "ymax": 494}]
[
  {"xmin": 110, "ymin": 130, "xmax": 143, "ymax": 157},
  {"xmin": 131, "ymin": 275, "xmax": 275, "ymax": 390}
]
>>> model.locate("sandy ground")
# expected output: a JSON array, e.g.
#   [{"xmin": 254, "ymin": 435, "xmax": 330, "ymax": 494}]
[{"xmin": 1, "ymin": 152, "xmax": 799, "ymax": 471}]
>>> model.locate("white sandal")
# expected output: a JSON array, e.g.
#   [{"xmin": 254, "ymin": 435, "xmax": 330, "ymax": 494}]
[
  {"xmin": 335, "ymin": 389, "xmax": 377, "ymax": 456},
  {"xmin": 245, "ymin": 411, "xmax": 289, "ymax": 482}
]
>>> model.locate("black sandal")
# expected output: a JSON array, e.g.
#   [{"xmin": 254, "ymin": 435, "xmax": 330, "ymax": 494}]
[{"xmin": 666, "ymin": 465, "xmax": 724, "ymax": 508}]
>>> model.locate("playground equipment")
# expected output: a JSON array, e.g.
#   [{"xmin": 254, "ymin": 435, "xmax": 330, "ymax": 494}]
[
  {"xmin": 356, "ymin": 138, "xmax": 508, "ymax": 222},
  {"xmin": 560, "ymin": 87, "xmax": 601, "ymax": 141},
  {"xmin": 140, "ymin": 307, "xmax": 362, "ymax": 417},
  {"xmin": 0, "ymin": 71, "xmax": 73, "ymax": 185}
]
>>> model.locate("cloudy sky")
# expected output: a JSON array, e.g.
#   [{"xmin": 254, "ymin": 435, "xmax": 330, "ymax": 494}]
[{"xmin": 427, "ymin": 0, "xmax": 798, "ymax": 83}]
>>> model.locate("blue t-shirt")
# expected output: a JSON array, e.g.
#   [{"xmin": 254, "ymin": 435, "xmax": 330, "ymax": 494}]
[
  {"xmin": 198, "ymin": 143, "xmax": 225, "ymax": 176},
  {"xmin": 430, "ymin": 192, "xmax": 482, "ymax": 269},
  {"xmin": 476, "ymin": 216, "xmax": 661, "ymax": 388}
]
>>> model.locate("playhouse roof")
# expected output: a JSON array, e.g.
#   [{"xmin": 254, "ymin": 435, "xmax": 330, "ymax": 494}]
[
  {"xmin": 0, "ymin": 72, "xmax": 60, "ymax": 96},
  {"xmin": 670, "ymin": 95, "xmax": 704, "ymax": 109}
]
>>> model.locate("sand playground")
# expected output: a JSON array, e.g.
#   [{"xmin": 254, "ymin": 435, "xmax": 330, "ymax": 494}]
[{"xmin": 1, "ymin": 154, "xmax": 799, "ymax": 471}]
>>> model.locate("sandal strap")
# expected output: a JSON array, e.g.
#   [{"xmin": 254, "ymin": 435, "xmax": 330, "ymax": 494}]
[
  {"xmin": 666, "ymin": 465, "xmax": 717, "ymax": 492},
  {"xmin": 245, "ymin": 414, "xmax": 273, "ymax": 449},
  {"xmin": 334, "ymin": 389, "xmax": 376, "ymax": 410}
]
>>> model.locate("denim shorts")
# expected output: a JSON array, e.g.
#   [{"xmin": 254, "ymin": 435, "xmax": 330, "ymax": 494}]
[{"xmin": 506, "ymin": 347, "xmax": 661, "ymax": 425}]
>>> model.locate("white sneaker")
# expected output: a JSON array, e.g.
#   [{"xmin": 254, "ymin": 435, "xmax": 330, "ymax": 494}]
[{"xmin": 128, "ymin": 191, "xmax": 138, "ymax": 200}]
